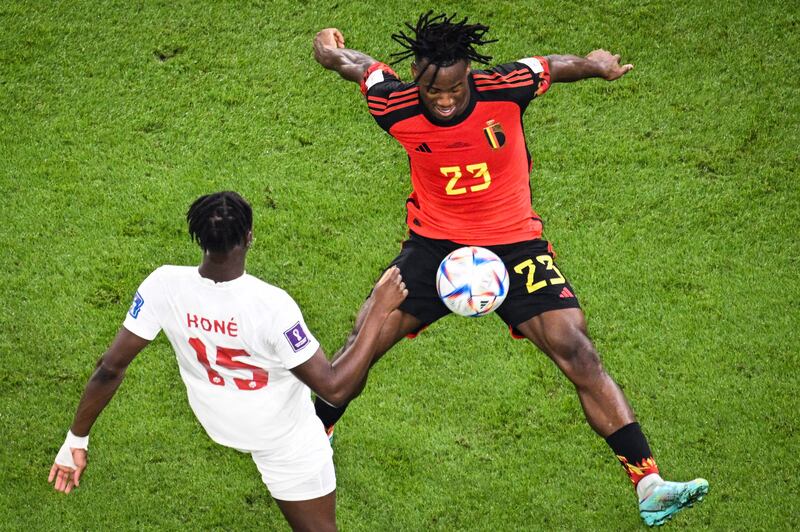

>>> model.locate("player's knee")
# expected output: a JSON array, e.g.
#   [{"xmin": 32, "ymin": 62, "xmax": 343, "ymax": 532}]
[{"xmin": 554, "ymin": 338, "xmax": 603, "ymax": 384}]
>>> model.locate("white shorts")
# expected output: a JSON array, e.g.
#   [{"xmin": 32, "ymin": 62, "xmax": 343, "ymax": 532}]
[{"xmin": 250, "ymin": 442, "xmax": 336, "ymax": 501}]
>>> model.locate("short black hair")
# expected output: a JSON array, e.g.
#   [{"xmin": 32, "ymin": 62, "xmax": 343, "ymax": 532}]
[
  {"xmin": 187, "ymin": 191, "xmax": 253, "ymax": 253},
  {"xmin": 391, "ymin": 11, "xmax": 497, "ymax": 81}
]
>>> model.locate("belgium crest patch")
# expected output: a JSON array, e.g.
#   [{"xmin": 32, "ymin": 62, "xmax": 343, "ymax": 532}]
[{"xmin": 483, "ymin": 119, "xmax": 506, "ymax": 149}]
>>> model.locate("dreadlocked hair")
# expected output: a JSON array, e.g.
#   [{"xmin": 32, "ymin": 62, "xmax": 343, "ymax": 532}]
[
  {"xmin": 391, "ymin": 11, "xmax": 497, "ymax": 81},
  {"xmin": 187, "ymin": 191, "xmax": 253, "ymax": 254}
]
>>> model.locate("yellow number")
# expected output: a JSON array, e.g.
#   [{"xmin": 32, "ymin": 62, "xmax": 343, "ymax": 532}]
[
  {"xmin": 535, "ymin": 254, "xmax": 565, "ymax": 286},
  {"xmin": 442, "ymin": 166, "xmax": 466, "ymax": 195},
  {"xmin": 466, "ymin": 162, "xmax": 491, "ymax": 192},
  {"xmin": 441, "ymin": 163, "xmax": 492, "ymax": 195},
  {"xmin": 514, "ymin": 259, "xmax": 547, "ymax": 293},
  {"xmin": 513, "ymin": 255, "xmax": 566, "ymax": 293}
]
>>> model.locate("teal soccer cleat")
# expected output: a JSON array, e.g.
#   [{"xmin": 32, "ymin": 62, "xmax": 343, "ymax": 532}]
[{"xmin": 638, "ymin": 478, "xmax": 709, "ymax": 526}]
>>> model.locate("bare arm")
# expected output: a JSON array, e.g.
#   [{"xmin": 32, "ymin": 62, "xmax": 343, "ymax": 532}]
[
  {"xmin": 547, "ymin": 49, "xmax": 633, "ymax": 83},
  {"xmin": 291, "ymin": 267, "xmax": 407, "ymax": 406},
  {"xmin": 69, "ymin": 328, "xmax": 149, "ymax": 435},
  {"xmin": 313, "ymin": 27, "xmax": 378, "ymax": 83},
  {"xmin": 48, "ymin": 328, "xmax": 150, "ymax": 493}
]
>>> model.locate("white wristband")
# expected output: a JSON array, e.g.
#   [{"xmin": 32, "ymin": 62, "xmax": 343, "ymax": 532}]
[
  {"xmin": 55, "ymin": 430, "xmax": 89, "ymax": 469},
  {"xmin": 66, "ymin": 430, "xmax": 89, "ymax": 449}
]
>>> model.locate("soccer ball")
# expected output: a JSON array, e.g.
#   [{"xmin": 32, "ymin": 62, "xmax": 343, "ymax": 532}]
[{"xmin": 436, "ymin": 246, "xmax": 509, "ymax": 317}]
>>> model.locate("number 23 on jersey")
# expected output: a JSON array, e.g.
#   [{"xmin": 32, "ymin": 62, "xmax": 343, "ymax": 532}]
[{"xmin": 441, "ymin": 162, "xmax": 491, "ymax": 195}]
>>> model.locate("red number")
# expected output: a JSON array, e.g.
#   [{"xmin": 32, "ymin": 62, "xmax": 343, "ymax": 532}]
[
  {"xmin": 189, "ymin": 337, "xmax": 224, "ymax": 386},
  {"xmin": 216, "ymin": 347, "xmax": 269, "ymax": 390},
  {"xmin": 188, "ymin": 338, "xmax": 269, "ymax": 390}
]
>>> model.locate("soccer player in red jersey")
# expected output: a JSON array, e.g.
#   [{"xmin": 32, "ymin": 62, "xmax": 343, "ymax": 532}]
[{"xmin": 313, "ymin": 12, "xmax": 708, "ymax": 527}]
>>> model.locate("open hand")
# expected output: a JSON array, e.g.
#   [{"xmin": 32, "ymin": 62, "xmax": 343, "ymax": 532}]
[
  {"xmin": 48, "ymin": 447, "xmax": 87, "ymax": 494},
  {"xmin": 586, "ymin": 49, "xmax": 633, "ymax": 81}
]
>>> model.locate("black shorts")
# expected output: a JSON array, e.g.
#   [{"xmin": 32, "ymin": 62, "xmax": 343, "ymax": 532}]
[{"xmin": 389, "ymin": 232, "xmax": 581, "ymax": 335}]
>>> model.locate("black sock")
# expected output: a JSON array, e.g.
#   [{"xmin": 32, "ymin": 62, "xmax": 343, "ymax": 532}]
[
  {"xmin": 315, "ymin": 396, "xmax": 349, "ymax": 429},
  {"xmin": 605, "ymin": 422, "xmax": 660, "ymax": 486}
]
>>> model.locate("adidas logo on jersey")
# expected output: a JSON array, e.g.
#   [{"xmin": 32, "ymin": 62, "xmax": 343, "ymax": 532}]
[
  {"xmin": 414, "ymin": 142, "xmax": 432, "ymax": 153},
  {"xmin": 559, "ymin": 287, "xmax": 575, "ymax": 299}
]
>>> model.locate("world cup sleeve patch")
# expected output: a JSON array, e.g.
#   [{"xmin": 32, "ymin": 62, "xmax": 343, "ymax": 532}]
[
  {"xmin": 283, "ymin": 322, "xmax": 310, "ymax": 352},
  {"xmin": 128, "ymin": 291, "xmax": 144, "ymax": 319}
]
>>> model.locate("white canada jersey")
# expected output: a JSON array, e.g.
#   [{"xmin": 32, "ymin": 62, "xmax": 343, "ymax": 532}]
[{"xmin": 123, "ymin": 265, "xmax": 326, "ymax": 452}]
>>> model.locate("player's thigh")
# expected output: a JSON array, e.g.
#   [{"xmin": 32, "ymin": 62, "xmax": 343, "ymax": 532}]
[
  {"xmin": 518, "ymin": 307, "xmax": 608, "ymax": 382},
  {"xmin": 274, "ymin": 489, "xmax": 337, "ymax": 532},
  {"xmin": 516, "ymin": 307, "xmax": 590, "ymax": 358},
  {"xmin": 251, "ymin": 431, "xmax": 336, "ymax": 528},
  {"xmin": 372, "ymin": 309, "xmax": 424, "ymax": 364},
  {"xmin": 275, "ymin": 493, "xmax": 336, "ymax": 532},
  {"xmin": 335, "ymin": 292, "xmax": 423, "ymax": 365},
  {"xmin": 493, "ymin": 239, "xmax": 605, "ymax": 372}
]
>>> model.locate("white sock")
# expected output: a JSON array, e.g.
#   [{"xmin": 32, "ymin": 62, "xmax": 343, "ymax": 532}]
[{"xmin": 637, "ymin": 473, "xmax": 664, "ymax": 501}]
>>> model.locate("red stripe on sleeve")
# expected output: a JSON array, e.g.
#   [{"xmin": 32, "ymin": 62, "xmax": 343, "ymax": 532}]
[
  {"xmin": 473, "ymin": 73, "xmax": 533, "ymax": 87},
  {"xmin": 475, "ymin": 80, "xmax": 535, "ymax": 92},
  {"xmin": 369, "ymin": 99, "xmax": 418, "ymax": 116},
  {"xmin": 473, "ymin": 68, "xmax": 531, "ymax": 81}
]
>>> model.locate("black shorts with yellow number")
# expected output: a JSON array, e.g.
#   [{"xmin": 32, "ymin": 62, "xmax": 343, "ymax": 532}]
[{"xmin": 389, "ymin": 231, "xmax": 581, "ymax": 334}]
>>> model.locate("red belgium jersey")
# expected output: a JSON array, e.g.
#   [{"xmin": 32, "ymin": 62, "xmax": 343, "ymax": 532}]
[{"xmin": 360, "ymin": 57, "xmax": 551, "ymax": 246}]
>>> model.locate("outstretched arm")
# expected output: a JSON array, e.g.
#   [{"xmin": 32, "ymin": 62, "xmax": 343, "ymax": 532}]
[
  {"xmin": 48, "ymin": 328, "xmax": 150, "ymax": 494},
  {"xmin": 291, "ymin": 267, "xmax": 407, "ymax": 406},
  {"xmin": 313, "ymin": 28, "xmax": 378, "ymax": 83},
  {"xmin": 547, "ymin": 49, "xmax": 633, "ymax": 83}
]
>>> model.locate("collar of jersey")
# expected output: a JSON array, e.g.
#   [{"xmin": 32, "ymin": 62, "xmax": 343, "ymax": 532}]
[
  {"xmin": 420, "ymin": 74, "xmax": 478, "ymax": 128},
  {"xmin": 194, "ymin": 267, "xmax": 247, "ymax": 287}
]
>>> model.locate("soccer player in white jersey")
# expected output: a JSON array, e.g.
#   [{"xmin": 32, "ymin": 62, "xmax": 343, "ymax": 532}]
[{"xmin": 48, "ymin": 191, "xmax": 407, "ymax": 531}]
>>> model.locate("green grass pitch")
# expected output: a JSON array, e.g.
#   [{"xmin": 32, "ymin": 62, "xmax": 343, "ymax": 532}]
[{"xmin": 1, "ymin": 0, "xmax": 798, "ymax": 529}]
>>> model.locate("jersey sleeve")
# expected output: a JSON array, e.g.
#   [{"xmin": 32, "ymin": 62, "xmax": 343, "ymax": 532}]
[
  {"xmin": 122, "ymin": 268, "xmax": 165, "ymax": 341},
  {"xmin": 266, "ymin": 293, "xmax": 321, "ymax": 370},
  {"xmin": 360, "ymin": 62, "xmax": 420, "ymax": 132},
  {"xmin": 473, "ymin": 57, "xmax": 551, "ymax": 109},
  {"xmin": 360, "ymin": 62, "xmax": 401, "ymax": 96},
  {"xmin": 516, "ymin": 56, "xmax": 551, "ymax": 97}
]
